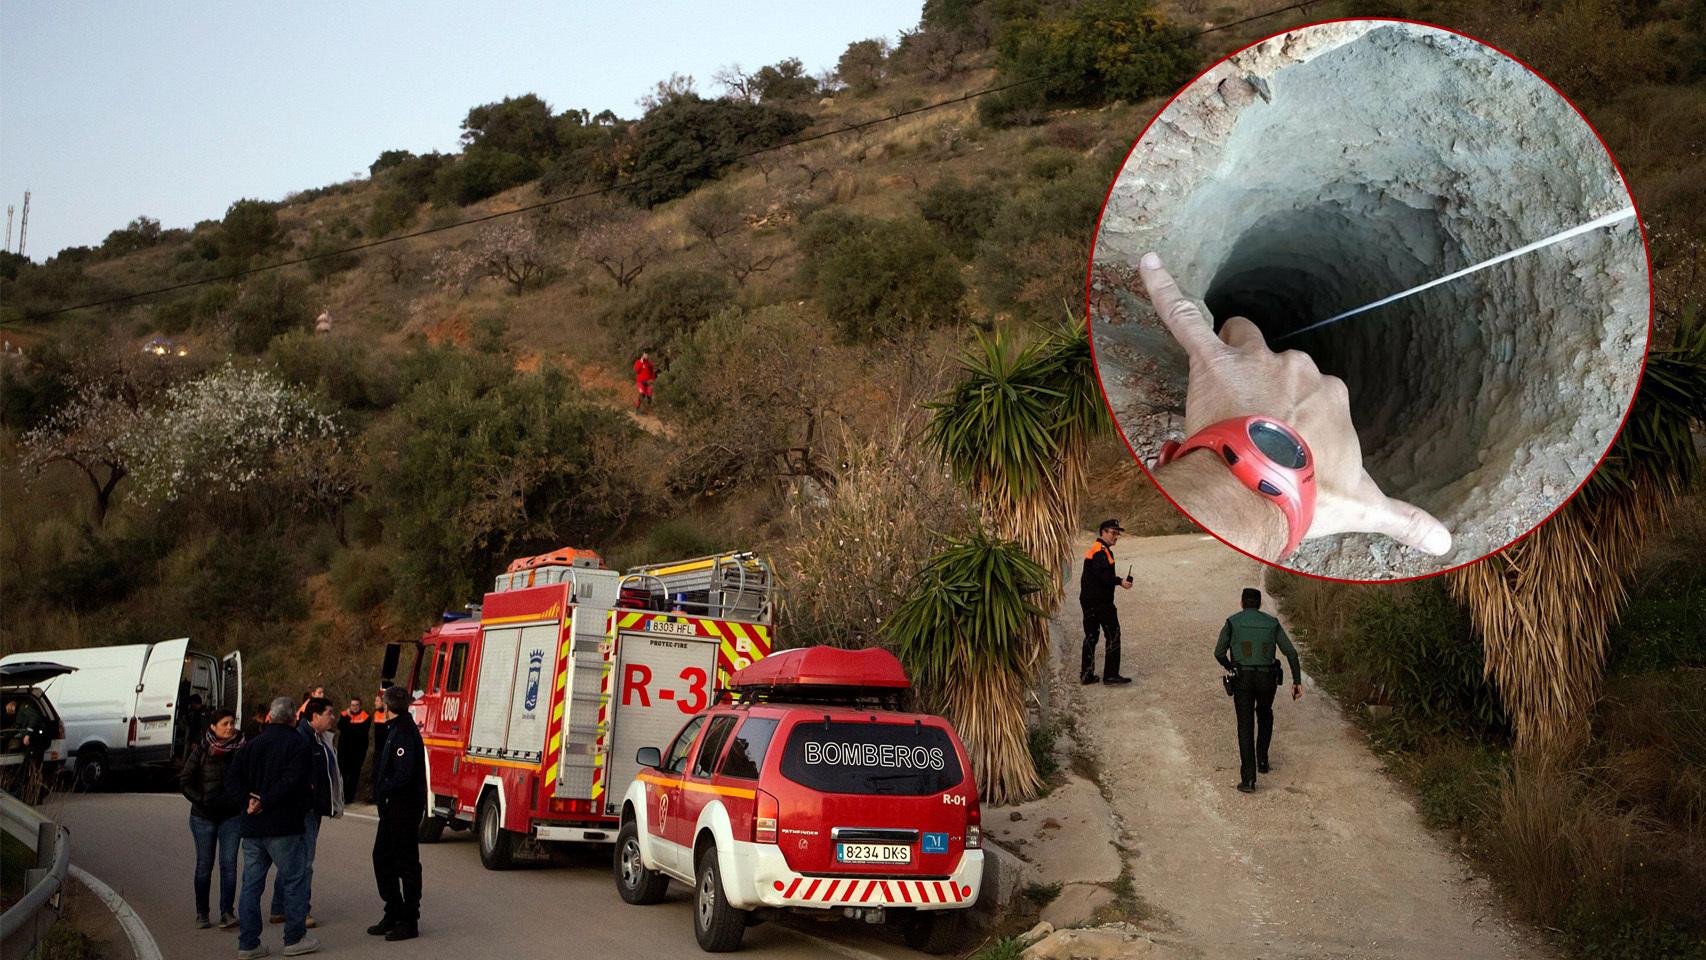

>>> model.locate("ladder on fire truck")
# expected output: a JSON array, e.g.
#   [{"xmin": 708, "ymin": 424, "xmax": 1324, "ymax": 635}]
[{"xmin": 619, "ymin": 551, "xmax": 773, "ymax": 621}]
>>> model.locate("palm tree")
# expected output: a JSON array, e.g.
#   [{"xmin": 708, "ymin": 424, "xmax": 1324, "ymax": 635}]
[
  {"xmin": 1450, "ymin": 313, "xmax": 1706, "ymax": 750},
  {"xmin": 884, "ymin": 531, "xmax": 1051, "ymax": 805}
]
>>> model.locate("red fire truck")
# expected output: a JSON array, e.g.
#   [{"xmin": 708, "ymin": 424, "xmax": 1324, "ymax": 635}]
[{"xmin": 381, "ymin": 547, "xmax": 774, "ymax": 869}]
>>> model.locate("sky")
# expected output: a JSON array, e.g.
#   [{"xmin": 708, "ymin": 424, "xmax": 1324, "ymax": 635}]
[{"xmin": 0, "ymin": 0, "xmax": 924, "ymax": 260}]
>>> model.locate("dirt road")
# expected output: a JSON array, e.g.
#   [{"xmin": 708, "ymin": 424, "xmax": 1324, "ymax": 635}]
[{"xmin": 1055, "ymin": 533, "xmax": 1549, "ymax": 960}]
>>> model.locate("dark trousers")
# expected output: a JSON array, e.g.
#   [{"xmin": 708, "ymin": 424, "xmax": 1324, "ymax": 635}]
[
  {"xmin": 1233, "ymin": 666, "xmax": 1280, "ymax": 784},
  {"xmin": 373, "ymin": 811, "xmax": 423, "ymax": 924},
  {"xmin": 1080, "ymin": 598, "xmax": 1120, "ymax": 678},
  {"xmin": 339, "ymin": 748, "xmax": 365, "ymax": 804}
]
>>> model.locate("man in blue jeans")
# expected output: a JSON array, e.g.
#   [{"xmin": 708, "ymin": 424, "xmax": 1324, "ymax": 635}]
[
  {"xmin": 227, "ymin": 696, "xmax": 319, "ymax": 958},
  {"xmin": 269, "ymin": 698, "xmax": 343, "ymax": 928}
]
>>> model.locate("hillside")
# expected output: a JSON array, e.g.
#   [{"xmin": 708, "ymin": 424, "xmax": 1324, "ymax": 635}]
[{"xmin": 2, "ymin": 0, "xmax": 1702, "ymax": 748}]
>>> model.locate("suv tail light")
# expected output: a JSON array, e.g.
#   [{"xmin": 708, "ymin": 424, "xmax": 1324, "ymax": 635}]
[
  {"xmin": 127, "ymin": 716, "xmax": 138, "ymax": 746},
  {"xmin": 754, "ymin": 789, "xmax": 779, "ymax": 844},
  {"xmin": 965, "ymin": 796, "xmax": 982, "ymax": 849}
]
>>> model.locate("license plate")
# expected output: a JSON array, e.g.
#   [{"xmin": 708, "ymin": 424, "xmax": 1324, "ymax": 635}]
[
  {"xmin": 837, "ymin": 843, "xmax": 911, "ymax": 864},
  {"xmin": 143, "ymin": 720, "xmax": 169, "ymax": 730}
]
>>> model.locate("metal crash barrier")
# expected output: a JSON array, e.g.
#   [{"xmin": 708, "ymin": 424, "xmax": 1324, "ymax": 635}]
[{"xmin": 1, "ymin": 789, "xmax": 71, "ymax": 957}]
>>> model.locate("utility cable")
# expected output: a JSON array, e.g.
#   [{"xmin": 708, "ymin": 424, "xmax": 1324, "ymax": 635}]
[
  {"xmin": 1272, "ymin": 205, "xmax": 1638, "ymax": 343},
  {"xmin": 17, "ymin": 0, "xmax": 1323, "ymax": 322}
]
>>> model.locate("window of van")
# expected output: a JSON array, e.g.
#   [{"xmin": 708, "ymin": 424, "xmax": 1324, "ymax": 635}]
[{"xmin": 780, "ymin": 721, "xmax": 964, "ymax": 796}]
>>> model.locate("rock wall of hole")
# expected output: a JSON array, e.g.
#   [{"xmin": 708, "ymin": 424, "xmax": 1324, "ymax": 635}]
[{"xmin": 1090, "ymin": 21, "xmax": 1648, "ymax": 579}]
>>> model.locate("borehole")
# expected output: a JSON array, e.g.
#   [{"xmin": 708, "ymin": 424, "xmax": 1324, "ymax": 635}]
[{"xmin": 1090, "ymin": 22, "xmax": 1648, "ymax": 578}]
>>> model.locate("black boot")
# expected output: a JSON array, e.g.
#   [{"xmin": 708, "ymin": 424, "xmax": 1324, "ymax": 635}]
[
  {"xmin": 1257, "ymin": 760, "xmax": 1270, "ymax": 774},
  {"xmin": 367, "ymin": 918, "xmax": 397, "ymax": 936},
  {"xmin": 1080, "ymin": 673, "xmax": 1099, "ymax": 684},
  {"xmin": 1236, "ymin": 781, "xmax": 1256, "ymax": 793},
  {"xmin": 385, "ymin": 922, "xmax": 420, "ymax": 941}
]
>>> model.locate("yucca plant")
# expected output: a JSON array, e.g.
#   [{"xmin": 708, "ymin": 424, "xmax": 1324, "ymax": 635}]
[
  {"xmin": 1451, "ymin": 310, "xmax": 1706, "ymax": 751},
  {"xmin": 884, "ymin": 531, "xmax": 1051, "ymax": 805},
  {"xmin": 918, "ymin": 318, "xmax": 1112, "ymax": 801}
]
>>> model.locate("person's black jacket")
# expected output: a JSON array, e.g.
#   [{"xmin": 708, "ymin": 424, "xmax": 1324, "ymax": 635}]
[
  {"xmin": 295, "ymin": 718, "xmax": 335, "ymax": 818},
  {"xmin": 180, "ymin": 740, "xmax": 245, "ymax": 821},
  {"xmin": 336, "ymin": 712, "xmax": 370, "ymax": 763},
  {"xmin": 226, "ymin": 722, "xmax": 311, "ymax": 837},
  {"xmin": 1079, "ymin": 538, "xmax": 1121, "ymax": 602},
  {"xmin": 372, "ymin": 711, "xmax": 425, "ymax": 817}
]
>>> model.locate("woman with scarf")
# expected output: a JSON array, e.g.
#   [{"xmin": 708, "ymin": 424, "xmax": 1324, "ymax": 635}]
[{"xmin": 179, "ymin": 707, "xmax": 246, "ymax": 929}]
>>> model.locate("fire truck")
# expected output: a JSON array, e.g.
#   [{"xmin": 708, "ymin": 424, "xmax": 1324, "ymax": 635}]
[{"xmin": 380, "ymin": 547, "xmax": 774, "ymax": 869}]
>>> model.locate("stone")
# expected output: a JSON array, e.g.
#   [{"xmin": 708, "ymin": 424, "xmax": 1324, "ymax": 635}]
[{"xmin": 1039, "ymin": 883, "xmax": 1116, "ymax": 928}]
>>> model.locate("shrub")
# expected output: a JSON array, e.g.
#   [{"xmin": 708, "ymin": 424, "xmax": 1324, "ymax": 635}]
[
  {"xmin": 330, "ymin": 547, "xmax": 392, "ymax": 614},
  {"xmin": 753, "ymin": 57, "xmax": 819, "ymax": 102},
  {"xmin": 919, "ymin": 178, "xmax": 1002, "ymax": 257},
  {"xmin": 798, "ymin": 211, "xmax": 965, "ymax": 341},
  {"xmin": 979, "ymin": 0, "xmax": 1197, "ymax": 128},
  {"xmin": 460, "ymin": 93, "xmax": 559, "ymax": 161},
  {"xmin": 978, "ymin": 156, "xmax": 1119, "ymax": 319},
  {"xmin": 432, "ymin": 149, "xmax": 540, "ymax": 206},
  {"xmin": 304, "ymin": 230, "xmax": 361, "ymax": 280},
  {"xmin": 369, "ymin": 149, "xmax": 416, "ymax": 177},
  {"xmin": 226, "ymin": 272, "xmax": 315, "ymax": 353},
  {"xmin": 837, "ymin": 38, "xmax": 890, "ymax": 94},
  {"xmin": 620, "ymin": 95, "xmax": 811, "ymax": 207},
  {"xmin": 366, "ymin": 186, "xmax": 419, "ymax": 237},
  {"xmin": 600, "ymin": 268, "xmax": 734, "ymax": 350},
  {"xmin": 221, "ymin": 199, "xmax": 282, "ymax": 261},
  {"xmin": 268, "ymin": 329, "xmax": 400, "ymax": 410}
]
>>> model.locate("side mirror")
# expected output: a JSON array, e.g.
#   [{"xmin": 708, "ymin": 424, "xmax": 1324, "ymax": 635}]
[
  {"xmin": 636, "ymin": 746, "xmax": 662, "ymax": 769},
  {"xmin": 380, "ymin": 643, "xmax": 401, "ymax": 685}
]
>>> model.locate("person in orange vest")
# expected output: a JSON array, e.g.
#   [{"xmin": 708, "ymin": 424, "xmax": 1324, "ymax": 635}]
[
  {"xmin": 367, "ymin": 693, "xmax": 390, "ymax": 799},
  {"xmin": 633, "ymin": 352, "xmax": 657, "ymax": 410},
  {"xmin": 1080, "ymin": 519, "xmax": 1135, "ymax": 685},
  {"xmin": 296, "ymin": 686, "xmax": 325, "ymax": 719},
  {"xmin": 336, "ymin": 698, "xmax": 371, "ymax": 805}
]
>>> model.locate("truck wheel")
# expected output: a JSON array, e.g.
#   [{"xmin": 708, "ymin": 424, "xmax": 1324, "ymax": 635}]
[
  {"xmin": 901, "ymin": 911, "xmax": 963, "ymax": 954},
  {"xmin": 613, "ymin": 820, "xmax": 669, "ymax": 905},
  {"xmin": 418, "ymin": 810, "xmax": 447, "ymax": 844},
  {"xmin": 74, "ymin": 749, "xmax": 106, "ymax": 791},
  {"xmin": 692, "ymin": 846, "xmax": 747, "ymax": 952},
  {"xmin": 476, "ymin": 793, "xmax": 517, "ymax": 870}
]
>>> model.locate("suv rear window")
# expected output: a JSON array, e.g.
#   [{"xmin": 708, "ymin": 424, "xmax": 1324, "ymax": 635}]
[{"xmin": 779, "ymin": 720, "xmax": 963, "ymax": 796}]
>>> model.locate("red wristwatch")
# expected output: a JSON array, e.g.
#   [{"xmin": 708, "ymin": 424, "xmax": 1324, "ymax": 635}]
[{"xmin": 1157, "ymin": 416, "xmax": 1316, "ymax": 558}]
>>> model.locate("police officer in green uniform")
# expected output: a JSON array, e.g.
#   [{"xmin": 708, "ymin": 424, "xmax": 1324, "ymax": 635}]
[{"xmin": 1214, "ymin": 588, "xmax": 1301, "ymax": 793}]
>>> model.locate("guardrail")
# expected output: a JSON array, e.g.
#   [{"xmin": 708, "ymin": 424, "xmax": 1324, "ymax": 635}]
[{"xmin": 1, "ymin": 789, "xmax": 71, "ymax": 957}]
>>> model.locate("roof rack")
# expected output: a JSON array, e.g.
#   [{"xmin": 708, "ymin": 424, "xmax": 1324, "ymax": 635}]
[{"xmin": 619, "ymin": 551, "xmax": 773, "ymax": 622}]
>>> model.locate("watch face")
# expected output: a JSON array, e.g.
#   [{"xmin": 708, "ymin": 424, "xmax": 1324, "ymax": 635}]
[{"xmin": 1248, "ymin": 420, "xmax": 1308, "ymax": 469}]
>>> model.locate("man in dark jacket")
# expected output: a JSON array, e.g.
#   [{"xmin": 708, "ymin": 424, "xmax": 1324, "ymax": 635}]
[
  {"xmin": 227, "ymin": 696, "xmax": 319, "ymax": 958},
  {"xmin": 1215, "ymin": 588, "xmax": 1303, "ymax": 793},
  {"xmin": 270, "ymin": 698, "xmax": 341, "ymax": 928},
  {"xmin": 368, "ymin": 685, "xmax": 425, "ymax": 942},
  {"xmin": 1080, "ymin": 519, "xmax": 1135, "ymax": 685},
  {"xmin": 336, "ymin": 697, "xmax": 370, "ymax": 804}
]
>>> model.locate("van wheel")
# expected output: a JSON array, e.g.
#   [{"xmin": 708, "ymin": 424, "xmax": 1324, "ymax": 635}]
[
  {"xmin": 902, "ymin": 911, "xmax": 963, "ymax": 954},
  {"xmin": 74, "ymin": 749, "xmax": 106, "ymax": 790},
  {"xmin": 692, "ymin": 846, "xmax": 747, "ymax": 952},
  {"xmin": 476, "ymin": 793, "xmax": 517, "ymax": 870},
  {"xmin": 418, "ymin": 810, "xmax": 447, "ymax": 843},
  {"xmin": 613, "ymin": 820, "xmax": 669, "ymax": 904}
]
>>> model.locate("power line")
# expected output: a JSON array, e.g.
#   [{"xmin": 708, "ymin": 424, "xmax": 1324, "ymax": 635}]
[{"xmin": 19, "ymin": 0, "xmax": 1321, "ymax": 322}]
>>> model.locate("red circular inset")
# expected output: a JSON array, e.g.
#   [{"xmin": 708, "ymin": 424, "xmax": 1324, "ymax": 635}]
[{"xmin": 1082, "ymin": 17, "xmax": 1654, "ymax": 584}]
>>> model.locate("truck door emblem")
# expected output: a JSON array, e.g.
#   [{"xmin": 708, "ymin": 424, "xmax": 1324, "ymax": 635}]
[{"xmin": 524, "ymin": 649, "xmax": 544, "ymax": 711}]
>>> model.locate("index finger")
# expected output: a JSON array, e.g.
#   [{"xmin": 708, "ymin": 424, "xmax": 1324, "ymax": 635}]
[{"xmin": 1137, "ymin": 252, "xmax": 1221, "ymax": 359}]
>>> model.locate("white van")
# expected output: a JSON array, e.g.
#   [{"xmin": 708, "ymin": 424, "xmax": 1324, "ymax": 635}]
[{"xmin": 0, "ymin": 639, "xmax": 240, "ymax": 788}]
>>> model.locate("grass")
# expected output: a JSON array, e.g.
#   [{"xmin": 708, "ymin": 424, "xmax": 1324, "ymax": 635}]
[
  {"xmin": 2, "ymin": 829, "xmax": 34, "ymax": 907},
  {"xmin": 967, "ymin": 936, "xmax": 1026, "ymax": 960},
  {"xmin": 1022, "ymin": 881, "xmax": 1063, "ymax": 907}
]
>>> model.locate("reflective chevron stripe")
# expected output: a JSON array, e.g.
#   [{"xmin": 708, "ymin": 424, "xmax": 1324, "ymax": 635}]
[{"xmin": 767, "ymin": 877, "xmax": 974, "ymax": 907}]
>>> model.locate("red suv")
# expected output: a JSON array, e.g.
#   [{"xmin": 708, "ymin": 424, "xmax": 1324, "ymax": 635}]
[{"xmin": 613, "ymin": 646, "xmax": 983, "ymax": 952}]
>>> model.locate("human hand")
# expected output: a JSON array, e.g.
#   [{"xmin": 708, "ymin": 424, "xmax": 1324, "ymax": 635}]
[
  {"xmin": 1120, "ymin": 579, "xmax": 1133, "ymax": 590},
  {"xmin": 1136, "ymin": 253, "xmax": 1451, "ymax": 559},
  {"xmin": 1292, "ymin": 683, "xmax": 1303, "ymax": 701}
]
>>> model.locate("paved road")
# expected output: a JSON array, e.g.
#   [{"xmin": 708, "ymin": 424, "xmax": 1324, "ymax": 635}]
[{"xmin": 45, "ymin": 792, "xmax": 931, "ymax": 960}]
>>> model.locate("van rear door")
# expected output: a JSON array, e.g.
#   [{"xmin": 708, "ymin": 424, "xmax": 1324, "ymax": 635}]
[
  {"xmin": 132, "ymin": 637, "xmax": 190, "ymax": 754},
  {"xmin": 773, "ymin": 716, "xmax": 977, "ymax": 879},
  {"xmin": 222, "ymin": 652, "xmax": 242, "ymax": 715}
]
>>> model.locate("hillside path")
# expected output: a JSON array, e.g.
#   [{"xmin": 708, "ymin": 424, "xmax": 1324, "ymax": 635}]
[{"xmin": 1051, "ymin": 533, "xmax": 1550, "ymax": 960}]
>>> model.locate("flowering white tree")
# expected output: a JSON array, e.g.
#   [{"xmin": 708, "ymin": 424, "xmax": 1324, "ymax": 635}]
[
  {"xmin": 22, "ymin": 379, "xmax": 147, "ymax": 525},
  {"xmin": 431, "ymin": 221, "xmax": 549, "ymax": 295},
  {"xmin": 128, "ymin": 365, "xmax": 343, "ymax": 505}
]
